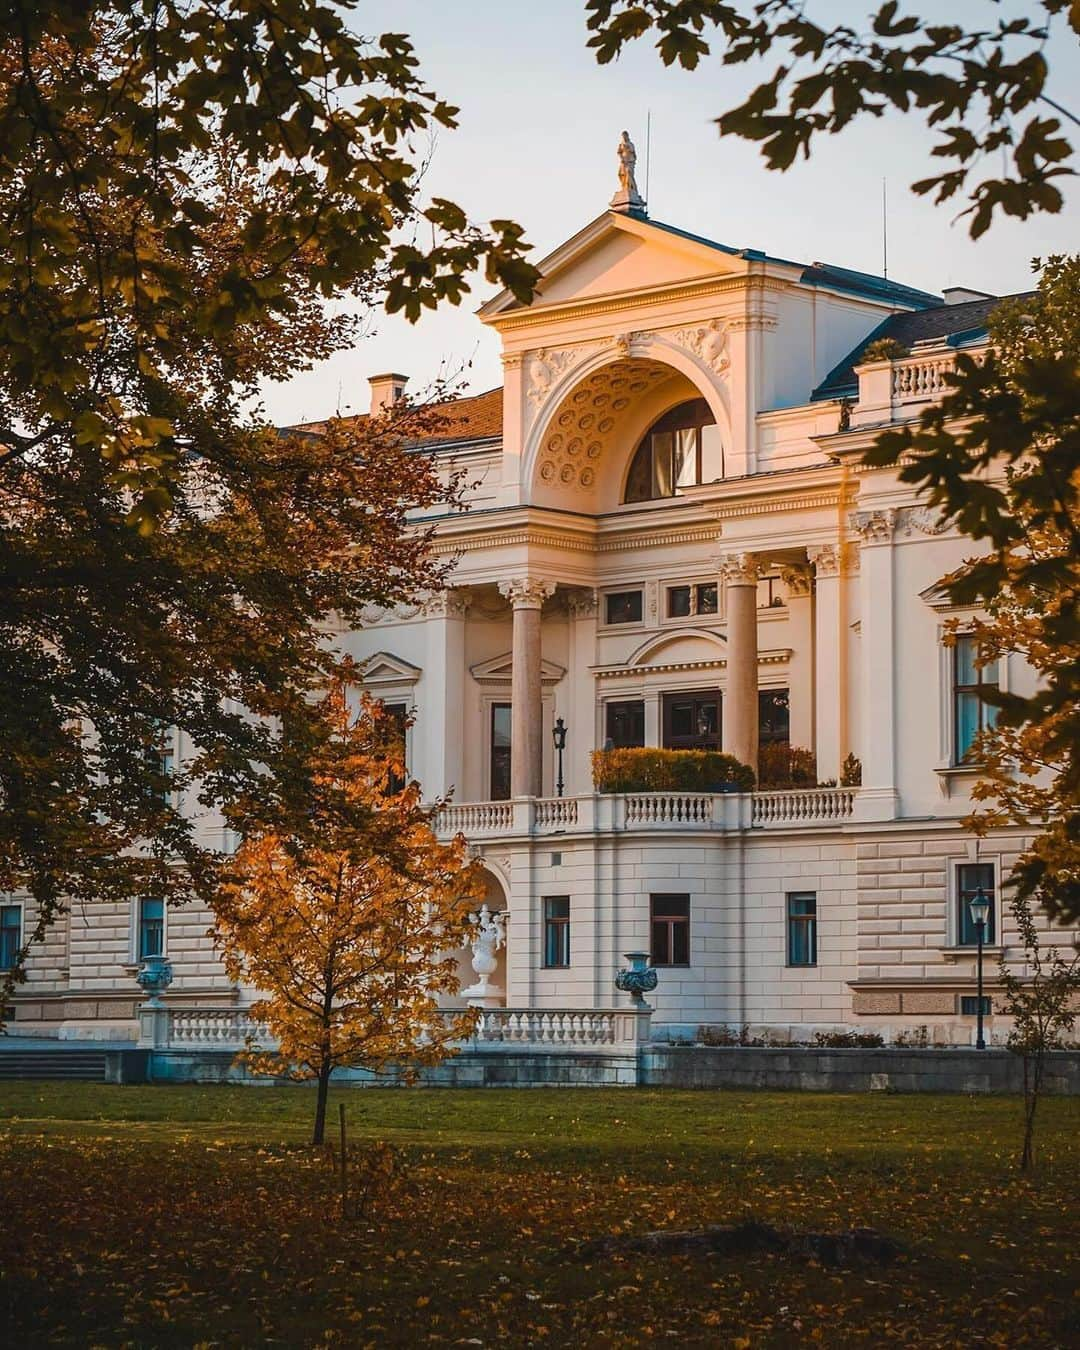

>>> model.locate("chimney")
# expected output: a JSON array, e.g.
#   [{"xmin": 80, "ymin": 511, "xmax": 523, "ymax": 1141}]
[
  {"xmin": 942, "ymin": 287, "xmax": 994, "ymax": 306},
  {"xmin": 368, "ymin": 372, "xmax": 408, "ymax": 415}
]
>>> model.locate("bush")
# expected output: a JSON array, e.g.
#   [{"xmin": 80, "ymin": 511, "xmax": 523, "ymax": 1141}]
[
  {"xmin": 840, "ymin": 752, "xmax": 862, "ymax": 787},
  {"xmin": 861, "ymin": 336, "xmax": 909, "ymax": 362},
  {"xmin": 591, "ymin": 748, "xmax": 754, "ymax": 794},
  {"xmin": 757, "ymin": 742, "xmax": 817, "ymax": 787},
  {"xmin": 811, "ymin": 1030, "xmax": 885, "ymax": 1048}
]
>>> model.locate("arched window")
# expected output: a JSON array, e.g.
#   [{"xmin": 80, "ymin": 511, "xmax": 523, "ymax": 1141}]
[{"xmin": 623, "ymin": 399, "xmax": 723, "ymax": 503}]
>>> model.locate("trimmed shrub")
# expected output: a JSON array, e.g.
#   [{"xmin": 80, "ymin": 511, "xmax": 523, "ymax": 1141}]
[
  {"xmin": 591, "ymin": 747, "xmax": 754, "ymax": 794},
  {"xmin": 758, "ymin": 742, "xmax": 817, "ymax": 787}
]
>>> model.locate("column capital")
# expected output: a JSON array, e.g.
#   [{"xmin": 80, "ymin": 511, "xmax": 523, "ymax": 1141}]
[
  {"xmin": 420, "ymin": 588, "xmax": 471, "ymax": 619},
  {"xmin": 565, "ymin": 587, "xmax": 598, "ymax": 618},
  {"xmin": 499, "ymin": 577, "xmax": 556, "ymax": 610},
  {"xmin": 807, "ymin": 543, "xmax": 841, "ymax": 578},
  {"xmin": 849, "ymin": 508, "xmax": 897, "ymax": 543},
  {"xmin": 779, "ymin": 564, "xmax": 813, "ymax": 598},
  {"xmin": 716, "ymin": 552, "xmax": 760, "ymax": 586}
]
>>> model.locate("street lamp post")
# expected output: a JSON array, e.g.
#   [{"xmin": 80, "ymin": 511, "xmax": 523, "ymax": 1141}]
[
  {"xmin": 968, "ymin": 885, "xmax": 990, "ymax": 1050},
  {"xmin": 552, "ymin": 717, "xmax": 567, "ymax": 798}
]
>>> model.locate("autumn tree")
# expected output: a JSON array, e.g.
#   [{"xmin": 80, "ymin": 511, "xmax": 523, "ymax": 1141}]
[
  {"xmin": 0, "ymin": 4, "xmax": 537, "ymax": 983},
  {"xmin": 998, "ymin": 893, "xmax": 1079, "ymax": 1170},
  {"xmin": 213, "ymin": 686, "xmax": 483, "ymax": 1145},
  {"xmin": 585, "ymin": 1, "xmax": 1076, "ymax": 236}
]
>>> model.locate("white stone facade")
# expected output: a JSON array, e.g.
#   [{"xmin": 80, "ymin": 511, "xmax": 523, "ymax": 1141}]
[{"xmin": 10, "ymin": 204, "xmax": 1073, "ymax": 1046}]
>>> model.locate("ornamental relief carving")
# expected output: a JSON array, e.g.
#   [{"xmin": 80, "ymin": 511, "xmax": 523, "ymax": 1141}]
[
  {"xmin": 807, "ymin": 544, "xmax": 840, "ymax": 578},
  {"xmin": 534, "ymin": 359, "xmax": 673, "ymax": 494},
  {"xmin": 898, "ymin": 505, "xmax": 949, "ymax": 537},
  {"xmin": 718, "ymin": 552, "xmax": 760, "ymax": 585},
  {"xmin": 849, "ymin": 509, "xmax": 897, "ymax": 542},
  {"xmin": 526, "ymin": 347, "xmax": 579, "ymax": 406},
  {"xmin": 672, "ymin": 318, "xmax": 730, "ymax": 374},
  {"xmin": 498, "ymin": 577, "xmax": 556, "ymax": 609}
]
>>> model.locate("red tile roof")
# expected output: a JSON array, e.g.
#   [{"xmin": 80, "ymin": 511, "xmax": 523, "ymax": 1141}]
[{"xmin": 288, "ymin": 386, "xmax": 503, "ymax": 448}]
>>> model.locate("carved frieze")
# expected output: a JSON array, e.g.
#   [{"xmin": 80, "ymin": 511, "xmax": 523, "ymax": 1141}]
[{"xmin": 897, "ymin": 505, "xmax": 949, "ymax": 537}]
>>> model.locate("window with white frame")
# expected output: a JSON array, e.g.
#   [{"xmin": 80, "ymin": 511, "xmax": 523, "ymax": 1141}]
[
  {"xmin": 666, "ymin": 581, "xmax": 718, "ymax": 619},
  {"xmin": 136, "ymin": 897, "xmax": 165, "ymax": 961},
  {"xmin": 0, "ymin": 904, "xmax": 21, "ymax": 969},
  {"xmin": 953, "ymin": 634, "xmax": 999, "ymax": 763}
]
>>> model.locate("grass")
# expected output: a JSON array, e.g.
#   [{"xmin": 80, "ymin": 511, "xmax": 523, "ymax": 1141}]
[{"xmin": 1, "ymin": 1083, "xmax": 1077, "ymax": 1347}]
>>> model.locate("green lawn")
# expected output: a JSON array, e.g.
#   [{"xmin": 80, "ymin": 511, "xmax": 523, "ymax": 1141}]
[{"xmin": 1, "ymin": 1084, "xmax": 1076, "ymax": 1347}]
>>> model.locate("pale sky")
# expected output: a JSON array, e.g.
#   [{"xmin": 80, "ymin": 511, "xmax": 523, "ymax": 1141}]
[{"xmin": 261, "ymin": 1, "xmax": 1080, "ymax": 426}]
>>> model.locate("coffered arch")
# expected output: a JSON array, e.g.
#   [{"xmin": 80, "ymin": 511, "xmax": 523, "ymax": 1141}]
[{"xmin": 522, "ymin": 333, "xmax": 734, "ymax": 511}]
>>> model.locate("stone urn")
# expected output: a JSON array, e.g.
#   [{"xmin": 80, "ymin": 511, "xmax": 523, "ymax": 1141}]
[
  {"xmin": 135, "ymin": 954, "xmax": 174, "ymax": 1007},
  {"xmin": 615, "ymin": 951, "xmax": 658, "ymax": 1009},
  {"xmin": 462, "ymin": 903, "xmax": 506, "ymax": 1009}
]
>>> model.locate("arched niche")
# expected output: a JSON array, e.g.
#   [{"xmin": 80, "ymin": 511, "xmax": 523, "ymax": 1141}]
[
  {"xmin": 445, "ymin": 867, "xmax": 508, "ymax": 1011},
  {"xmin": 523, "ymin": 338, "xmax": 733, "ymax": 511}
]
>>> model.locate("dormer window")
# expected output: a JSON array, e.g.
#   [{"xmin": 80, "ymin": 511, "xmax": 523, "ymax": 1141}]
[{"xmin": 623, "ymin": 399, "xmax": 723, "ymax": 503}]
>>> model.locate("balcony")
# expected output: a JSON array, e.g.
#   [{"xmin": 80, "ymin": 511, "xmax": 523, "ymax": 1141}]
[{"xmin": 435, "ymin": 787, "xmax": 856, "ymax": 840}]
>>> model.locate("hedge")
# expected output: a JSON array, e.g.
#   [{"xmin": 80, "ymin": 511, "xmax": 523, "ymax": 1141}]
[{"xmin": 591, "ymin": 747, "xmax": 755, "ymax": 794}]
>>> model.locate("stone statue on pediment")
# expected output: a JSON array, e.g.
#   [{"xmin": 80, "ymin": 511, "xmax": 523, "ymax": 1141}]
[{"xmin": 610, "ymin": 130, "xmax": 646, "ymax": 213}]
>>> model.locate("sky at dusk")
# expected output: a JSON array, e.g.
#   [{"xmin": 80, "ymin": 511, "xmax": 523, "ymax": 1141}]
[{"xmin": 261, "ymin": 1, "xmax": 1080, "ymax": 426}]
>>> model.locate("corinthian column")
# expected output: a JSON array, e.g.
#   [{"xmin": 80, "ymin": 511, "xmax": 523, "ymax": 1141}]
[
  {"xmin": 498, "ymin": 577, "xmax": 555, "ymax": 797},
  {"xmin": 720, "ymin": 554, "xmax": 760, "ymax": 775}
]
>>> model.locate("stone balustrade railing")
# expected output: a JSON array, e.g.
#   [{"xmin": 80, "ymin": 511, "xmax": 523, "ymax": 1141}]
[
  {"xmin": 168, "ymin": 1008, "xmax": 267, "ymax": 1047},
  {"xmin": 436, "ymin": 788, "xmax": 866, "ymax": 838},
  {"xmin": 458, "ymin": 1006, "xmax": 652, "ymax": 1049},
  {"xmin": 891, "ymin": 353, "xmax": 956, "ymax": 404},
  {"xmin": 752, "ymin": 786, "xmax": 855, "ymax": 827}
]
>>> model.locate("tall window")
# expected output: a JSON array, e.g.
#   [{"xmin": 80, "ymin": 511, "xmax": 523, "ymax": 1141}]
[
  {"xmin": 957, "ymin": 863, "xmax": 996, "ymax": 946},
  {"xmin": 651, "ymin": 894, "xmax": 690, "ymax": 966},
  {"xmin": 787, "ymin": 892, "xmax": 817, "ymax": 966},
  {"xmin": 490, "ymin": 703, "xmax": 512, "ymax": 801},
  {"xmin": 543, "ymin": 897, "xmax": 570, "ymax": 968},
  {"xmin": 662, "ymin": 690, "xmax": 721, "ymax": 750},
  {"xmin": 954, "ymin": 635, "xmax": 999, "ymax": 762},
  {"xmin": 759, "ymin": 689, "xmax": 791, "ymax": 746},
  {"xmin": 605, "ymin": 701, "xmax": 645, "ymax": 749},
  {"xmin": 624, "ymin": 399, "xmax": 724, "ymax": 502},
  {"xmin": 0, "ymin": 905, "xmax": 21, "ymax": 969},
  {"xmin": 145, "ymin": 724, "xmax": 175, "ymax": 802},
  {"xmin": 382, "ymin": 701, "xmax": 408, "ymax": 793},
  {"xmin": 137, "ymin": 897, "xmax": 165, "ymax": 960}
]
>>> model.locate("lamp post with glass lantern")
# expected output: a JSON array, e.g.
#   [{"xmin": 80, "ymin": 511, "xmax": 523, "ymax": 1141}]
[
  {"xmin": 968, "ymin": 885, "xmax": 990, "ymax": 1050},
  {"xmin": 552, "ymin": 717, "xmax": 567, "ymax": 798}
]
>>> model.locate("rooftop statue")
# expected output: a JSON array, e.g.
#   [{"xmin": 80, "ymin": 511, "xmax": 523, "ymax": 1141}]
[{"xmin": 610, "ymin": 129, "xmax": 646, "ymax": 214}]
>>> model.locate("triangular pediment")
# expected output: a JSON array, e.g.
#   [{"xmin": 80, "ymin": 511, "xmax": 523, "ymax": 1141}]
[
  {"xmin": 360, "ymin": 651, "xmax": 423, "ymax": 687},
  {"xmin": 480, "ymin": 212, "xmax": 752, "ymax": 320},
  {"xmin": 470, "ymin": 652, "xmax": 567, "ymax": 686}
]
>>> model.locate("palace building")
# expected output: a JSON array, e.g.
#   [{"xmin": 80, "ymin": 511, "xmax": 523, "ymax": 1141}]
[{"xmin": 8, "ymin": 173, "xmax": 1058, "ymax": 1051}]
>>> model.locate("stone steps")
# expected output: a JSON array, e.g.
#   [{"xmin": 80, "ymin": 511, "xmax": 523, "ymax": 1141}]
[{"xmin": 0, "ymin": 1050, "xmax": 109, "ymax": 1080}]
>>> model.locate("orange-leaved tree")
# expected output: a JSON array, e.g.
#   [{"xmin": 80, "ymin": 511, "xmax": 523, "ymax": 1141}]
[{"xmin": 213, "ymin": 684, "xmax": 483, "ymax": 1144}]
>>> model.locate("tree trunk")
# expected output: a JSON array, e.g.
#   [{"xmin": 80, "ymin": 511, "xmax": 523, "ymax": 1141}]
[
  {"xmin": 312, "ymin": 1057, "xmax": 333, "ymax": 1145},
  {"xmin": 1020, "ymin": 1049, "xmax": 1042, "ymax": 1171}
]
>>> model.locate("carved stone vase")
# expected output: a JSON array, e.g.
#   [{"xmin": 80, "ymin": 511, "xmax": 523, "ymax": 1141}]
[
  {"xmin": 462, "ymin": 903, "xmax": 506, "ymax": 1009},
  {"xmin": 615, "ymin": 952, "xmax": 658, "ymax": 1009},
  {"xmin": 135, "ymin": 954, "xmax": 174, "ymax": 1008}
]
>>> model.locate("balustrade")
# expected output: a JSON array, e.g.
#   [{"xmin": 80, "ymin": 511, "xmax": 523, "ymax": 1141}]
[
  {"xmin": 168, "ymin": 1008, "xmax": 266, "ymax": 1047},
  {"xmin": 891, "ymin": 355, "xmax": 955, "ymax": 404},
  {"xmin": 624, "ymin": 792, "xmax": 713, "ymax": 826},
  {"xmin": 752, "ymin": 787, "xmax": 855, "ymax": 827}
]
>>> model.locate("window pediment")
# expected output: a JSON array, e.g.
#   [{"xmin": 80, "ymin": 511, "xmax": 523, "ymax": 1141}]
[
  {"xmin": 361, "ymin": 652, "xmax": 423, "ymax": 688},
  {"xmin": 470, "ymin": 653, "xmax": 567, "ymax": 687}
]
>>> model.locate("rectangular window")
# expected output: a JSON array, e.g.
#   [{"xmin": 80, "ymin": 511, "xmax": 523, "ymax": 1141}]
[
  {"xmin": 0, "ymin": 905, "xmax": 21, "ymax": 969},
  {"xmin": 651, "ymin": 894, "xmax": 690, "ymax": 966},
  {"xmin": 662, "ymin": 690, "xmax": 721, "ymax": 750},
  {"xmin": 145, "ymin": 724, "xmax": 175, "ymax": 802},
  {"xmin": 956, "ymin": 862, "xmax": 996, "ymax": 946},
  {"xmin": 759, "ymin": 689, "xmax": 791, "ymax": 746},
  {"xmin": 787, "ymin": 892, "xmax": 817, "ymax": 966},
  {"xmin": 666, "ymin": 582, "xmax": 718, "ymax": 619},
  {"xmin": 605, "ymin": 700, "xmax": 645, "ymax": 749},
  {"xmin": 953, "ymin": 635, "xmax": 999, "ymax": 762},
  {"xmin": 543, "ymin": 897, "xmax": 570, "ymax": 968},
  {"xmin": 757, "ymin": 575, "xmax": 785, "ymax": 609},
  {"xmin": 490, "ymin": 703, "xmax": 512, "ymax": 801},
  {"xmin": 605, "ymin": 590, "xmax": 643, "ymax": 625},
  {"xmin": 960, "ymin": 995, "xmax": 992, "ymax": 1017},
  {"xmin": 137, "ymin": 897, "xmax": 165, "ymax": 960}
]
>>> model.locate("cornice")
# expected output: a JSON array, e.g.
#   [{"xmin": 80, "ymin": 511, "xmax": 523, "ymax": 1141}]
[
  {"xmin": 593, "ymin": 647, "xmax": 791, "ymax": 679},
  {"xmin": 490, "ymin": 274, "xmax": 758, "ymax": 336}
]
